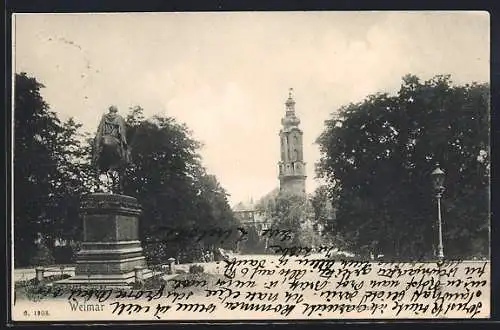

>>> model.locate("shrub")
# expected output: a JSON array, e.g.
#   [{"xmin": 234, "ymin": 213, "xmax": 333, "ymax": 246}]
[
  {"xmin": 189, "ymin": 264, "xmax": 204, "ymax": 274},
  {"xmin": 53, "ymin": 246, "xmax": 76, "ymax": 264},
  {"xmin": 132, "ymin": 275, "xmax": 168, "ymax": 290},
  {"xmin": 29, "ymin": 243, "xmax": 55, "ymax": 267}
]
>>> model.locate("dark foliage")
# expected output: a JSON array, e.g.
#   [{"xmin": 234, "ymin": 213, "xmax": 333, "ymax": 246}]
[
  {"xmin": 14, "ymin": 73, "xmax": 97, "ymax": 266},
  {"xmin": 316, "ymin": 74, "xmax": 490, "ymax": 260}
]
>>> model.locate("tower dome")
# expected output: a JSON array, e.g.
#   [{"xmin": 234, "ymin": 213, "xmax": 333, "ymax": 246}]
[{"xmin": 281, "ymin": 88, "xmax": 301, "ymax": 129}]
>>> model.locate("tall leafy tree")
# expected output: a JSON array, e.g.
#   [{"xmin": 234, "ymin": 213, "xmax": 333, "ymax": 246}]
[
  {"xmin": 195, "ymin": 174, "xmax": 240, "ymax": 232},
  {"xmin": 316, "ymin": 74, "xmax": 489, "ymax": 260},
  {"xmin": 123, "ymin": 107, "xmax": 238, "ymax": 262},
  {"xmin": 14, "ymin": 73, "xmax": 93, "ymax": 266},
  {"xmin": 124, "ymin": 109, "xmax": 203, "ymax": 233},
  {"xmin": 310, "ymin": 184, "xmax": 346, "ymax": 248},
  {"xmin": 47, "ymin": 118, "xmax": 99, "ymax": 243},
  {"xmin": 14, "ymin": 72, "xmax": 58, "ymax": 266},
  {"xmin": 310, "ymin": 185, "xmax": 335, "ymax": 232},
  {"xmin": 261, "ymin": 192, "xmax": 313, "ymax": 248}
]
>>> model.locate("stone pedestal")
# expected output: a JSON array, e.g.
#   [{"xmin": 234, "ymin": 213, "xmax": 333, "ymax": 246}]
[{"xmin": 57, "ymin": 193, "xmax": 152, "ymax": 287}]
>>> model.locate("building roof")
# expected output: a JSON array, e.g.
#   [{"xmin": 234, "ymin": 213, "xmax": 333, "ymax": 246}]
[
  {"xmin": 255, "ymin": 187, "xmax": 280, "ymax": 210},
  {"xmin": 232, "ymin": 187, "xmax": 280, "ymax": 213},
  {"xmin": 233, "ymin": 186, "xmax": 317, "ymax": 213},
  {"xmin": 232, "ymin": 200, "xmax": 255, "ymax": 212}
]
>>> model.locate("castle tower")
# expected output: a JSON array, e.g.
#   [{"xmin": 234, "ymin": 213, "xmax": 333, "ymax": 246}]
[{"xmin": 278, "ymin": 88, "xmax": 306, "ymax": 195}]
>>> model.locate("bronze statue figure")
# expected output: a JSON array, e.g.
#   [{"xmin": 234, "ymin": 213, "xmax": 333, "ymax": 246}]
[{"xmin": 92, "ymin": 105, "xmax": 131, "ymax": 194}]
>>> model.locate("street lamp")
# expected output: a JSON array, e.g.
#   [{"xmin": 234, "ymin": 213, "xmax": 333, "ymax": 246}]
[{"xmin": 431, "ymin": 164, "xmax": 446, "ymax": 262}]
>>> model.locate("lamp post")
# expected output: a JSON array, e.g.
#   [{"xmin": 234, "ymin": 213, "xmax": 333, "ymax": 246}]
[
  {"xmin": 431, "ymin": 165, "xmax": 446, "ymax": 261},
  {"xmin": 431, "ymin": 164, "xmax": 446, "ymax": 291}
]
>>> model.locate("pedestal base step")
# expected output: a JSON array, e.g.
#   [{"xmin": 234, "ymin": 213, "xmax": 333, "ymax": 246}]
[{"xmin": 53, "ymin": 269, "xmax": 154, "ymax": 288}]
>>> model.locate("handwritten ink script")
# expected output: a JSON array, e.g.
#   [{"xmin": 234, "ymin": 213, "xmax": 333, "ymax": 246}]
[{"xmin": 13, "ymin": 254, "xmax": 489, "ymax": 320}]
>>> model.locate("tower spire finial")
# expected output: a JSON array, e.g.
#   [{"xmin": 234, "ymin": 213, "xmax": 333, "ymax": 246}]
[{"xmin": 285, "ymin": 87, "xmax": 296, "ymax": 111}]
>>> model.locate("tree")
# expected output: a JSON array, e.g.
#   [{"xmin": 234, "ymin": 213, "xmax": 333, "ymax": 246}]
[
  {"xmin": 191, "ymin": 173, "xmax": 241, "ymax": 252},
  {"xmin": 14, "ymin": 73, "xmax": 94, "ymax": 266},
  {"xmin": 47, "ymin": 118, "xmax": 100, "ymax": 243},
  {"xmin": 310, "ymin": 185, "xmax": 334, "ymax": 232},
  {"xmin": 124, "ymin": 110, "xmax": 203, "ymax": 232},
  {"xmin": 122, "ymin": 107, "xmax": 238, "ymax": 263},
  {"xmin": 260, "ymin": 192, "xmax": 313, "ymax": 248},
  {"xmin": 239, "ymin": 225, "xmax": 266, "ymax": 254},
  {"xmin": 310, "ymin": 184, "xmax": 346, "ymax": 248},
  {"xmin": 316, "ymin": 74, "xmax": 489, "ymax": 260}
]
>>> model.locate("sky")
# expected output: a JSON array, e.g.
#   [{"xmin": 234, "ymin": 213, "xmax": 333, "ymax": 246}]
[{"xmin": 13, "ymin": 11, "xmax": 489, "ymax": 206}]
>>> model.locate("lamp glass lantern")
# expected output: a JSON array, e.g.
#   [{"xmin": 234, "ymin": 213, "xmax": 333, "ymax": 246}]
[{"xmin": 431, "ymin": 165, "xmax": 445, "ymax": 191}]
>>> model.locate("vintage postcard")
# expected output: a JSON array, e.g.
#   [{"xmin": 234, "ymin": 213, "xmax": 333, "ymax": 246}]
[{"xmin": 10, "ymin": 11, "xmax": 490, "ymax": 322}]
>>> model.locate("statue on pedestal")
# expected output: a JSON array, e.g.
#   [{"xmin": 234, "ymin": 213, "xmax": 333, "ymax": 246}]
[
  {"xmin": 55, "ymin": 106, "xmax": 150, "ymax": 287},
  {"xmin": 92, "ymin": 105, "xmax": 131, "ymax": 194}
]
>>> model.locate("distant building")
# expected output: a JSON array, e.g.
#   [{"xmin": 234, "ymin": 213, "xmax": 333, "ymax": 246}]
[
  {"xmin": 233, "ymin": 198, "xmax": 270, "ymax": 232},
  {"xmin": 278, "ymin": 88, "xmax": 307, "ymax": 196}
]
